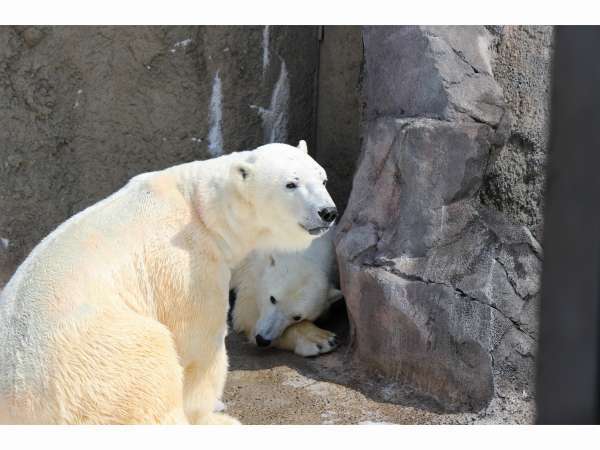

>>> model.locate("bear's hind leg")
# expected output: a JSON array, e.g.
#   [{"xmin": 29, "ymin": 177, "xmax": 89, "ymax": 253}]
[
  {"xmin": 158, "ymin": 408, "xmax": 189, "ymax": 425},
  {"xmin": 198, "ymin": 412, "xmax": 241, "ymax": 425},
  {"xmin": 56, "ymin": 312, "xmax": 187, "ymax": 424},
  {"xmin": 183, "ymin": 345, "xmax": 240, "ymax": 425}
]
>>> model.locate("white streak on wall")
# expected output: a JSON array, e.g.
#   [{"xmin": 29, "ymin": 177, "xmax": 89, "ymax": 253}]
[
  {"xmin": 251, "ymin": 59, "xmax": 289, "ymax": 143},
  {"xmin": 73, "ymin": 89, "xmax": 83, "ymax": 109},
  {"xmin": 0, "ymin": 238, "xmax": 9, "ymax": 249},
  {"xmin": 170, "ymin": 38, "xmax": 193, "ymax": 53},
  {"xmin": 268, "ymin": 60, "xmax": 289, "ymax": 142},
  {"xmin": 262, "ymin": 26, "xmax": 270, "ymax": 77},
  {"xmin": 207, "ymin": 71, "xmax": 224, "ymax": 157}
]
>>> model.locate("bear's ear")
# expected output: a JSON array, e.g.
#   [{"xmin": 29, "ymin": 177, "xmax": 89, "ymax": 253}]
[
  {"xmin": 326, "ymin": 287, "xmax": 343, "ymax": 305},
  {"xmin": 297, "ymin": 140, "xmax": 308, "ymax": 154},
  {"xmin": 231, "ymin": 161, "xmax": 253, "ymax": 182}
]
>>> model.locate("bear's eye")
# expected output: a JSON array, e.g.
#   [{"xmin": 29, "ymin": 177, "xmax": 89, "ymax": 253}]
[
  {"xmin": 270, "ymin": 296, "xmax": 277, "ymax": 305},
  {"xmin": 323, "ymin": 179, "xmax": 327, "ymax": 186},
  {"xmin": 286, "ymin": 182, "xmax": 298, "ymax": 189},
  {"xmin": 293, "ymin": 315, "xmax": 302, "ymax": 321}
]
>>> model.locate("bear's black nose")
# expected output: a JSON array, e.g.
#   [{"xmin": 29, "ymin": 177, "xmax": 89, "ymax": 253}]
[
  {"xmin": 255, "ymin": 335, "xmax": 272, "ymax": 347},
  {"xmin": 318, "ymin": 207, "xmax": 338, "ymax": 223}
]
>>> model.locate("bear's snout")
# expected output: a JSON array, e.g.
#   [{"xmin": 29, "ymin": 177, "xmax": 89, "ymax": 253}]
[
  {"xmin": 255, "ymin": 334, "xmax": 272, "ymax": 347},
  {"xmin": 318, "ymin": 207, "xmax": 338, "ymax": 223}
]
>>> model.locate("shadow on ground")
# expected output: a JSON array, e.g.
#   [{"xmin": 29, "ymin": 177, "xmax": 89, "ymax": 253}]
[
  {"xmin": 0, "ymin": 277, "xmax": 534, "ymax": 425},
  {"xmin": 224, "ymin": 301, "xmax": 535, "ymax": 425}
]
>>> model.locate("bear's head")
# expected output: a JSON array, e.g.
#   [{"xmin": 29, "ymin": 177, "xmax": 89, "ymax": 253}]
[
  {"xmin": 231, "ymin": 140, "xmax": 337, "ymax": 252},
  {"xmin": 249, "ymin": 230, "xmax": 343, "ymax": 347}
]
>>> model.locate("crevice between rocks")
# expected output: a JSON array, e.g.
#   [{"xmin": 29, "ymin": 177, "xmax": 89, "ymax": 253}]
[{"xmin": 368, "ymin": 258, "xmax": 537, "ymax": 343}]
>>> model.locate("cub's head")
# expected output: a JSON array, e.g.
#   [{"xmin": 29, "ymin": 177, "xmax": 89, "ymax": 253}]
[
  {"xmin": 231, "ymin": 140, "xmax": 337, "ymax": 251},
  {"xmin": 250, "ymin": 233, "xmax": 343, "ymax": 347}
]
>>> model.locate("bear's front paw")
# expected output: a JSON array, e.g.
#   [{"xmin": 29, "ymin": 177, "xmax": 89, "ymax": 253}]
[{"xmin": 294, "ymin": 327, "xmax": 337, "ymax": 357}]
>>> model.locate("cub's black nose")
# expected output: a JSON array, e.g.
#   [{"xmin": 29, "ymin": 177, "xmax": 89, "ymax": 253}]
[
  {"xmin": 318, "ymin": 207, "xmax": 338, "ymax": 223},
  {"xmin": 255, "ymin": 335, "xmax": 271, "ymax": 347}
]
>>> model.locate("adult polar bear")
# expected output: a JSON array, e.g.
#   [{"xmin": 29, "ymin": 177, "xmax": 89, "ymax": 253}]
[{"xmin": 0, "ymin": 141, "xmax": 336, "ymax": 424}]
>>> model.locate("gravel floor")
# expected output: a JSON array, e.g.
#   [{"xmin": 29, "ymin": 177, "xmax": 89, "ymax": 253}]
[{"xmin": 223, "ymin": 306, "xmax": 536, "ymax": 425}]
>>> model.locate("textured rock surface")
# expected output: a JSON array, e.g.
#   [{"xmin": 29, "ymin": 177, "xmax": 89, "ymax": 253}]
[
  {"xmin": 481, "ymin": 26, "xmax": 553, "ymax": 239},
  {"xmin": 363, "ymin": 26, "xmax": 506, "ymax": 128},
  {"xmin": 336, "ymin": 26, "xmax": 549, "ymax": 411},
  {"xmin": 0, "ymin": 25, "xmax": 319, "ymax": 283}
]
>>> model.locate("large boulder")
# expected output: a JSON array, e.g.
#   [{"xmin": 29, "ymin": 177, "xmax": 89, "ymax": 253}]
[{"xmin": 336, "ymin": 26, "xmax": 549, "ymax": 411}]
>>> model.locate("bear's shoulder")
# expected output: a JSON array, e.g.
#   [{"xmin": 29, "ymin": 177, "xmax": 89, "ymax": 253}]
[{"xmin": 126, "ymin": 171, "xmax": 188, "ymax": 207}]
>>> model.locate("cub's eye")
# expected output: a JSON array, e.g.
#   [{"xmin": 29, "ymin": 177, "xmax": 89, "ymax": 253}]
[
  {"xmin": 270, "ymin": 296, "xmax": 277, "ymax": 304},
  {"xmin": 286, "ymin": 182, "xmax": 298, "ymax": 189},
  {"xmin": 323, "ymin": 179, "xmax": 328, "ymax": 186},
  {"xmin": 293, "ymin": 315, "xmax": 302, "ymax": 321}
]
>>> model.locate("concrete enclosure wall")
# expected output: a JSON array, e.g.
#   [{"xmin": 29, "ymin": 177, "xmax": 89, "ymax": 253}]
[
  {"xmin": 315, "ymin": 26, "xmax": 363, "ymax": 212},
  {"xmin": 0, "ymin": 25, "xmax": 320, "ymax": 283}
]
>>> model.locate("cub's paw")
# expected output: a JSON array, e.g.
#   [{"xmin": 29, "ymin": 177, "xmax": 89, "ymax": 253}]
[{"xmin": 294, "ymin": 327, "xmax": 338, "ymax": 357}]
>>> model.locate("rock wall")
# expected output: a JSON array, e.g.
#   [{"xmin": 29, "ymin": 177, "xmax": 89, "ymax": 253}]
[
  {"xmin": 482, "ymin": 26, "xmax": 553, "ymax": 239},
  {"xmin": 0, "ymin": 26, "xmax": 319, "ymax": 283},
  {"xmin": 336, "ymin": 26, "xmax": 551, "ymax": 411}
]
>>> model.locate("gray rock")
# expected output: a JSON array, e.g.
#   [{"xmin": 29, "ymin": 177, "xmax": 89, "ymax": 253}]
[
  {"xmin": 338, "ymin": 263, "xmax": 498, "ymax": 411},
  {"xmin": 481, "ymin": 26, "xmax": 553, "ymax": 239},
  {"xmin": 363, "ymin": 26, "xmax": 506, "ymax": 127},
  {"xmin": 336, "ymin": 26, "xmax": 547, "ymax": 411}
]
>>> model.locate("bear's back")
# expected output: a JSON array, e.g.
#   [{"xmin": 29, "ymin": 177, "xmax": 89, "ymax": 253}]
[{"xmin": 0, "ymin": 169, "xmax": 189, "ymax": 352}]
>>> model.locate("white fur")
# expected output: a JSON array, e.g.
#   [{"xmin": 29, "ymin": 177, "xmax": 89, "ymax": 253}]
[
  {"xmin": 0, "ymin": 141, "xmax": 335, "ymax": 424},
  {"xmin": 231, "ymin": 227, "xmax": 343, "ymax": 357}
]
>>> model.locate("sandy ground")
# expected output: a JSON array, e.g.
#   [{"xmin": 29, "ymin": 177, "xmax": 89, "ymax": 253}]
[{"xmin": 223, "ymin": 306, "xmax": 536, "ymax": 425}]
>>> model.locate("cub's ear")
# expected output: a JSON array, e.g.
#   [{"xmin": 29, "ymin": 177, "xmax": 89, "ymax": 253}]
[
  {"xmin": 297, "ymin": 140, "xmax": 308, "ymax": 154},
  {"xmin": 231, "ymin": 161, "xmax": 253, "ymax": 182},
  {"xmin": 327, "ymin": 287, "xmax": 344, "ymax": 305}
]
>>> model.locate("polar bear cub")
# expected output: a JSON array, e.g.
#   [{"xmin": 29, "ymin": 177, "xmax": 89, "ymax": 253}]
[
  {"xmin": 231, "ymin": 227, "xmax": 343, "ymax": 357},
  {"xmin": 0, "ymin": 141, "xmax": 336, "ymax": 424}
]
